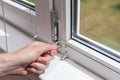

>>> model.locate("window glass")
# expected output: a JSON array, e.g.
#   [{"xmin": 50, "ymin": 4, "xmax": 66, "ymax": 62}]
[
  {"xmin": 11, "ymin": 0, "xmax": 35, "ymax": 10},
  {"xmin": 26, "ymin": 0, "xmax": 35, "ymax": 3},
  {"xmin": 80, "ymin": 0, "xmax": 120, "ymax": 52},
  {"xmin": 72, "ymin": 0, "xmax": 120, "ymax": 62}
]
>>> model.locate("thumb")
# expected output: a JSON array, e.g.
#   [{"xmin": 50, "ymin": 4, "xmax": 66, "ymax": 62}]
[{"xmin": 36, "ymin": 44, "xmax": 57, "ymax": 55}]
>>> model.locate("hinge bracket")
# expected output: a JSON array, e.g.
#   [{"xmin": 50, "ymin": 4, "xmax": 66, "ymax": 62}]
[
  {"xmin": 50, "ymin": 0, "xmax": 68, "ymax": 60},
  {"xmin": 50, "ymin": 10, "xmax": 59, "ymax": 43},
  {"xmin": 50, "ymin": 0, "xmax": 59, "ymax": 44}
]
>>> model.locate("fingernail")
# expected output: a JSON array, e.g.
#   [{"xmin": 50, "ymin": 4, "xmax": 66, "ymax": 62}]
[
  {"xmin": 22, "ymin": 70, "xmax": 28, "ymax": 75},
  {"xmin": 52, "ymin": 45, "xmax": 57, "ymax": 48}
]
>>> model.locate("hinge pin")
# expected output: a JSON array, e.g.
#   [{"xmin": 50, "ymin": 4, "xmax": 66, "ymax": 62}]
[
  {"xmin": 60, "ymin": 53, "xmax": 68, "ymax": 60},
  {"xmin": 60, "ymin": 44, "xmax": 68, "ymax": 60},
  {"xmin": 32, "ymin": 35, "xmax": 38, "ymax": 39}
]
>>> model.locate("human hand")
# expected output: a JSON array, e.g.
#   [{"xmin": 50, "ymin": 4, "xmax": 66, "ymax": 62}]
[{"xmin": 8, "ymin": 41, "xmax": 57, "ymax": 75}]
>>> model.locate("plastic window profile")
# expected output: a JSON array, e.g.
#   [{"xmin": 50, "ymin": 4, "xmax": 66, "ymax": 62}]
[
  {"xmin": 71, "ymin": 0, "xmax": 120, "ymax": 63},
  {"xmin": 11, "ymin": 0, "xmax": 35, "ymax": 11}
]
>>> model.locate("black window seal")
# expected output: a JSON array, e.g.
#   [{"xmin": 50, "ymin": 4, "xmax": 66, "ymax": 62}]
[
  {"xmin": 71, "ymin": 0, "xmax": 120, "ymax": 63},
  {"xmin": 11, "ymin": 0, "xmax": 35, "ymax": 11}
]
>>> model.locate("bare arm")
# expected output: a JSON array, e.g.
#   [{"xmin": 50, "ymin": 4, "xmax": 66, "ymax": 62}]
[{"xmin": 0, "ymin": 41, "xmax": 57, "ymax": 77}]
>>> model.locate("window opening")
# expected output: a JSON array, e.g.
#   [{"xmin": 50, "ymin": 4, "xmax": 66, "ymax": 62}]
[{"xmin": 72, "ymin": 0, "xmax": 120, "ymax": 63}]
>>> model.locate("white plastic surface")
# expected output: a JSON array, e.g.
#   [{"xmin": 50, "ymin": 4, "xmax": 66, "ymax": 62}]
[
  {"xmin": 0, "ymin": 29, "xmax": 10, "ymax": 37},
  {"xmin": 40, "ymin": 56, "xmax": 96, "ymax": 80}
]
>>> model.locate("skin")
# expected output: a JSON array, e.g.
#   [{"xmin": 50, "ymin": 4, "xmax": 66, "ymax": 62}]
[{"xmin": 0, "ymin": 41, "xmax": 57, "ymax": 78}]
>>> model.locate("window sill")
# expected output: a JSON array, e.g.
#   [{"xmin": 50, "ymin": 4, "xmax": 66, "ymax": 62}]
[
  {"xmin": 67, "ymin": 39, "xmax": 120, "ymax": 74},
  {"xmin": 39, "ymin": 56, "xmax": 103, "ymax": 80}
]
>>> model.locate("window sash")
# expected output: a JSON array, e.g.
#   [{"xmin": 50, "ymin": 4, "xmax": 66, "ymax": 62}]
[
  {"xmin": 0, "ymin": 0, "xmax": 52, "ymax": 43},
  {"xmin": 57, "ymin": 0, "xmax": 120, "ymax": 79},
  {"xmin": 1, "ymin": 0, "xmax": 120, "ymax": 79},
  {"xmin": 0, "ymin": 0, "xmax": 35, "ymax": 36},
  {"xmin": 11, "ymin": 0, "xmax": 35, "ymax": 11},
  {"xmin": 72, "ymin": 0, "xmax": 120, "ymax": 63}
]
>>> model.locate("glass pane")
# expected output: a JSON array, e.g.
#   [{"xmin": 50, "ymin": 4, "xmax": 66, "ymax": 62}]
[
  {"xmin": 26, "ymin": 0, "xmax": 35, "ymax": 4},
  {"xmin": 80, "ymin": 0, "xmax": 120, "ymax": 52},
  {"xmin": 12, "ymin": 0, "xmax": 35, "ymax": 10}
]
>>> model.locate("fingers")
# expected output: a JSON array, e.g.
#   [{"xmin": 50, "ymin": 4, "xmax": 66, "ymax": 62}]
[
  {"xmin": 28, "ymin": 41, "xmax": 57, "ymax": 56},
  {"xmin": 36, "ymin": 44, "xmax": 57, "ymax": 55},
  {"xmin": 26, "ymin": 42, "xmax": 57, "ymax": 74},
  {"xmin": 38, "ymin": 49, "xmax": 57, "ymax": 64},
  {"xmin": 17, "ymin": 69, "xmax": 28, "ymax": 75},
  {"xmin": 27, "ymin": 68, "xmax": 44, "ymax": 74},
  {"xmin": 10, "ymin": 68, "xmax": 28, "ymax": 75},
  {"xmin": 37, "ymin": 54, "xmax": 52, "ymax": 64},
  {"xmin": 27, "ymin": 50, "xmax": 56, "ymax": 74},
  {"xmin": 27, "ymin": 62, "xmax": 47, "ymax": 74},
  {"xmin": 28, "ymin": 41, "xmax": 47, "ymax": 47},
  {"xmin": 10, "ymin": 41, "xmax": 57, "ymax": 75},
  {"xmin": 30, "ymin": 62, "xmax": 47, "ymax": 70},
  {"xmin": 49, "ymin": 50, "xmax": 57, "ymax": 56}
]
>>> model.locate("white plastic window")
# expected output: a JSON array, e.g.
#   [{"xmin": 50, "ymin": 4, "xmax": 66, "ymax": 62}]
[
  {"xmin": 72, "ymin": 0, "xmax": 120, "ymax": 63},
  {"xmin": 0, "ymin": 0, "xmax": 120, "ymax": 80},
  {"xmin": 58, "ymin": 0, "xmax": 120, "ymax": 79}
]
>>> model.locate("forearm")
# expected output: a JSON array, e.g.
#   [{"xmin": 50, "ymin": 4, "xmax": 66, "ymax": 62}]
[{"xmin": 0, "ymin": 53, "xmax": 18, "ymax": 77}]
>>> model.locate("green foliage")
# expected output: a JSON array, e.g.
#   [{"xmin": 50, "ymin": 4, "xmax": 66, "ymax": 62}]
[
  {"xmin": 27, "ymin": 0, "xmax": 35, "ymax": 3},
  {"xmin": 81, "ymin": 0, "xmax": 88, "ymax": 2},
  {"xmin": 80, "ymin": 0, "xmax": 120, "ymax": 52}
]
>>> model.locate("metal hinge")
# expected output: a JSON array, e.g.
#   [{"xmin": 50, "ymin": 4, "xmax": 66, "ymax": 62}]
[
  {"xmin": 60, "ymin": 44, "xmax": 68, "ymax": 60},
  {"xmin": 50, "ymin": 8, "xmax": 62, "ymax": 49},
  {"xmin": 50, "ymin": 9, "xmax": 59, "ymax": 43},
  {"xmin": 50, "ymin": 0, "xmax": 68, "ymax": 60}
]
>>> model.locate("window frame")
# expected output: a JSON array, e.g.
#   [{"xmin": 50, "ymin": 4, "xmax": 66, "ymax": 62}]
[
  {"xmin": 0, "ymin": 0, "xmax": 36, "ymax": 36},
  {"xmin": 1, "ymin": 0, "xmax": 120, "ymax": 79},
  {"xmin": 11, "ymin": 0, "xmax": 35, "ymax": 11},
  {"xmin": 0, "ymin": 0, "xmax": 53, "ymax": 43},
  {"xmin": 57, "ymin": 0, "xmax": 120, "ymax": 79},
  {"xmin": 0, "ymin": 0, "xmax": 52, "ymax": 47},
  {"xmin": 72, "ymin": 0, "xmax": 120, "ymax": 63}
]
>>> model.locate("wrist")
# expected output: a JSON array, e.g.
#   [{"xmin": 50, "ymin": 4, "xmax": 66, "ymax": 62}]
[
  {"xmin": 0, "ymin": 53, "xmax": 28, "ymax": 77},
  {"xmin": 0, "ymin": 53, "xmax": 15, "ymax": 77}
]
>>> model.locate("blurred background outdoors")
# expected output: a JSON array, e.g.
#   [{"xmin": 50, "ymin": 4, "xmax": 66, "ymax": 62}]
[
  {"xmin": 27, "ymin": 0, "xmax": 35, "ymax": 3},
  {"xmin": 80, "ymin": 0, "xmax": 120, "ymax": 52}
]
